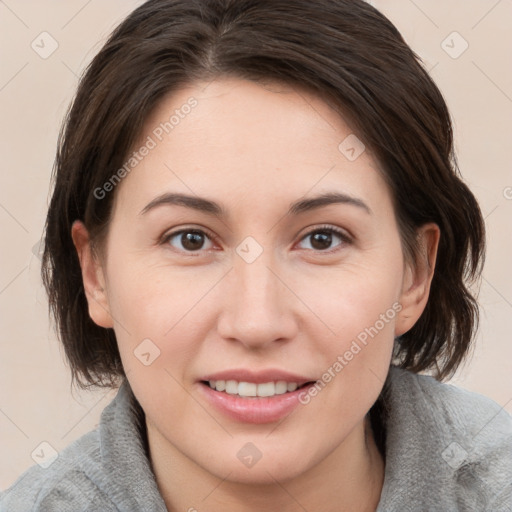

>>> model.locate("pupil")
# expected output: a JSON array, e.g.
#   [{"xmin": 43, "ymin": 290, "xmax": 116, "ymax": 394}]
[
  {"xmin": 182, "ymin": 232, "xmax": 204, "ymax": 250},
  {"xmin": 311, "ymin": 231, "xmax": 331, "ymax": 250},
  {"xmin": 179, "ymin": 231, "xmax": 333, "ymax": 251}
]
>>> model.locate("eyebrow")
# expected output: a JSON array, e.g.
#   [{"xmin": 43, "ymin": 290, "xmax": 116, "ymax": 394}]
[{"xmin": 139, "ymin": 191, "xmax": 372, "ymax": 217}]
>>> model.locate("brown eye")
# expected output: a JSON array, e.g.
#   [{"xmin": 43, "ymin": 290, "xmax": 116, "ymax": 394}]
[
  {"xmin": 297, "ymin": 227, "xmax": 350, "ymax": 252},
  {"xmin": 163, "ymin": 229, "xmax": 214, "ymax": 252}
]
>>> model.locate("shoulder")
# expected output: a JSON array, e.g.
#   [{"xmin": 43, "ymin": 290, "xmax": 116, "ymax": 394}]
[
  {"xmin": 379, "ymin": 366, "xmax": 512, "ymax": 511},
  {"xmin": 0, "ymin": 429, "xmax": 116, "ymax": 512},
  {"xmin": 388, "ymin": 365, "xmax": 512, "ymax": 439},
  {"xmin": 1, "ymin": 380, "xmax": 167, "ymax": 512}
]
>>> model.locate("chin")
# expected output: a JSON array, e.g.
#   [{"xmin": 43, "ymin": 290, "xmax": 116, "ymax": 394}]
[
  {"xmin": 206, "ymin": 458, "xmax": 306, "ymax": 486},
  {"xmin": 191, "ymin": 436, "xmax": 320, "ymax": 486}
]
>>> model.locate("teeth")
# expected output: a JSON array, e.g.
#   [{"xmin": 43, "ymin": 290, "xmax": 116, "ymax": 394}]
[
  {"xmin": 257, "ymin": 382, "xmax": 275, "ymax": 397},
  {"xmin": 214, "ymin": 379, "xmax": 225, "ymax": 392},
  {"xmin": 207, "ymin": 380, "xmax": 303, "ymax": 397},
  {"xmin": 275, "ymin": 381, "xmax": 288, "ymax": 394},
  {"xmin": 238, "ymin": 382, "xmax": 257, "ymax": 397},
  {"xmin": 225, "ymin": 380, "xmax": 238, "ymax": 394}
]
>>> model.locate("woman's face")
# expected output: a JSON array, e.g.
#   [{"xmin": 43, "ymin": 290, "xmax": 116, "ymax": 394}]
[{"xmin": 76, "ymin": 77, "xmax": 436, "ymax": 484}]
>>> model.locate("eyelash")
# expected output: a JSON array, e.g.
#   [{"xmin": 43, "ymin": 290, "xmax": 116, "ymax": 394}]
[{"xmin": 160, "ymin": 224, "xmax": 352, "ymax": 255}]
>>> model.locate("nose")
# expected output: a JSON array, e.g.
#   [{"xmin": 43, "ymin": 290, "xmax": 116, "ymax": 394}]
[{"xmin": 216, "ymin": 250, "xmax": 298, "ymax": 350}]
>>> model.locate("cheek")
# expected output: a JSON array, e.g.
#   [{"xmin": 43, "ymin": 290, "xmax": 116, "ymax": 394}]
[
  {"xmin": 296, "ymin": 269, "xmax": 400, "ymax": 436},
  {"xmin": 106, "ymin": 261, "xmax": 205, "ymax": 420},
  {"xmin": 104, "ymin": 257, "xmax": 223, "ymax": 374},
  {"xmin": 298, "ymin": 256, "xmax": 403, "ymax": 341},
  {"xmin": 106, "ymin": 254, "xmax": 200, "ymax": 329},
  {"xmin": 292, "ymin": 247, "xmax": 403, "ymax": 396}
]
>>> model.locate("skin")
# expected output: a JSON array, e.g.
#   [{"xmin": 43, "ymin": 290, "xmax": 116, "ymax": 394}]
[{"xmin": 72, "ymin": 77, "xmax": 440, "ymax": 511}]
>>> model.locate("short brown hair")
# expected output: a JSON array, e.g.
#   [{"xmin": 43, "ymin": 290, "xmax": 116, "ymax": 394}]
[{"xmin": 42, "ymin": 0, "xmax": 485, "ymax": 389}]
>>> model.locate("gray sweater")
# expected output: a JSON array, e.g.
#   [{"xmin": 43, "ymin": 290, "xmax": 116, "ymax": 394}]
[{"xmin": 1, "ymin": 365, "xmax": 511, "ymax": 511}]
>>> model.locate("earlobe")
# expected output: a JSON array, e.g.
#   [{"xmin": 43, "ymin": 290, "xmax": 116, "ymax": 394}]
[
  {"xmin": 71, "ymin": 220, "xmax": 114, "ymax": 328},
  {"xmin": 395, "ymin": 223, "xmax": 440, "ymax": 337}
]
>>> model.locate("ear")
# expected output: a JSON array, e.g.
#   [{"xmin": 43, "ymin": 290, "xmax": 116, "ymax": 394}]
[
  {"xmin": 71, "ymin": 220, "xmax": 114, "ymax": 328},
  {"xmin": 395, "ymin": 223, "xmax": 440, "ymax": 337}
]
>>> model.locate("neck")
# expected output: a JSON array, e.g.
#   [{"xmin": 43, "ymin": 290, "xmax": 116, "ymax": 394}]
[{"xmin": 147, "ymin": 415, "xmax": 385, "ymax": 512}]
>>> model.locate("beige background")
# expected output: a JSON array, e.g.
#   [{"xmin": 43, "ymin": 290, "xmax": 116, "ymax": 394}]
[{"xmin": 0, "ymin": 0, "xmax": 511, "ymax": 491}]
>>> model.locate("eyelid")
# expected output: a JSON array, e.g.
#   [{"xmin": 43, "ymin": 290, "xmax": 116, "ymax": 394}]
[
  {"xmin": 160, "ymin": 225, "xmax": 220, "ymax": 251},
  {"xmin": 297, "ymin": 224, "xmax": 352, "ymax": 241},
  {"xmin": 160, "ymin": 223, "xmax": 352, "ymax": 254},
  {"xmin": 292, "ymin": 224, "xmax": 352, "ymax": 254}
]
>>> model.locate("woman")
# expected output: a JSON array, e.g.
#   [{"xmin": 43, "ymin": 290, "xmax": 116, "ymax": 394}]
[{"xmin": 1, "ymin": 0, "xmax": 510, "ymax": 510}]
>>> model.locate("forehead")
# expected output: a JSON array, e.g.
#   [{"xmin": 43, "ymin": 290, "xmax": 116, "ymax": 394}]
[{"xmin": 114, "ymin": 77, "xmax": 390, "ymax": 216}]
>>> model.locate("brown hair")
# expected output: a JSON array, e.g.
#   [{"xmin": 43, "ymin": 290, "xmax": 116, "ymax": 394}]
[{"xmin": 42, "ymin": 0, "xmax": 485, "ymax": 389}]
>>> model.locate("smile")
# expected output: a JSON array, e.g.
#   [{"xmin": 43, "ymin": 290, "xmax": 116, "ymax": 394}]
[
  {"xmin": 199, "ymin": 380, "xmax": 317, "ymax": 424},
  {"xmin": 203, "ymin": 379, "xmax": 314, "ymax": 398}
]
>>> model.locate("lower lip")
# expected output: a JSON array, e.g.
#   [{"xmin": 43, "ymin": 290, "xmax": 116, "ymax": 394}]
[{"xmin": 198, "ymin": 382, "xmax": 315, "ymax": 424}]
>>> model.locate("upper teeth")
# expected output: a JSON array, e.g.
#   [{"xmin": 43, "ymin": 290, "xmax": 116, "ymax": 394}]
[{"xmin": 208, "ymin": 380, "xmax": 299, "ymax": 397}]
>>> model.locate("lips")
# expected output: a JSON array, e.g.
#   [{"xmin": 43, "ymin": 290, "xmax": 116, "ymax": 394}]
[
  {"xmin": 197, "ymin": 368, "xmax": 318, "ymax": 423},
  {"xmin": 203, "ymin": 379, "xmax": 312, "ymax": 397},
  {"xmin": 200, "ymin": 368, "xmax": 314, "ymax": 386}
]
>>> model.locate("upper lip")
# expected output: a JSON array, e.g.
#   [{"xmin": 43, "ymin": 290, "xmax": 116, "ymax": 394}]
[{"xmin": 200, "ymin": 369, "xmax": 315, "ymax": 386}]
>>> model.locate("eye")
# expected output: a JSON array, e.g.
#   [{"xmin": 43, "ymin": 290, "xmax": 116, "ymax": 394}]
[
  {"xmin": 296, "ymin": 225, "xmax": 351, "ymax": 252},
  {"xmin": 162, "ymin": 228, "xmax": 216, "ymax": 253},
  {"xmin": 161, "ymin": 225, "xmax": 351, "ymax": 254}
]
